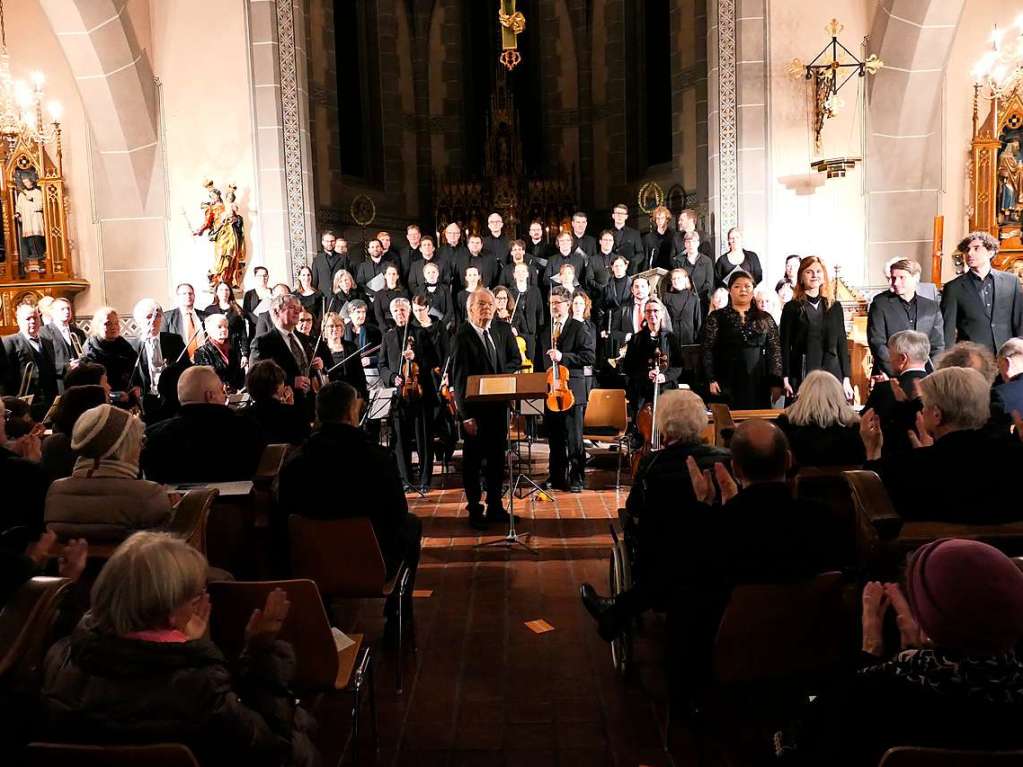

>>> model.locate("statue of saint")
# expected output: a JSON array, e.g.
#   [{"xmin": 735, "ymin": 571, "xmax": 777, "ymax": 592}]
[
  {"xmin": 999, "ymin": 140, "xmax": 1023, "ymax": 224},
  {"xmin": 194, "ymin": 181, "xmax": 246, "ymax": 289},
  {"xmin": 15, "ymin": 174, "xmax": 46, "ymax": 274}
]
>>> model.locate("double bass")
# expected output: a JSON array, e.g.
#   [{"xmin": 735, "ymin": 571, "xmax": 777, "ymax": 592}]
[{"xmin": 631, "ymin": 348, "xmax": 668, "ymax": 476}]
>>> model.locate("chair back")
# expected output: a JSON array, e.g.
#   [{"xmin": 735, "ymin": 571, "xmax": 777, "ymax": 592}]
[
  {"xmin": 583, "ymin": 389, "xmax": 628, "ymax": 437},
  {"xmin": 710, "ymin": 403, "xmax": 735, "ymax": 447},
  {"xmin": 25, "ymin": 743, "xmax": 200, "ymax": 767},
  {"xmin": 207, "ymin": 578, "xmax": 338, "ymax": 693},
  {"xmin": 166, "ymin": 488, "xmax": 219, "ymax": 554},
  {"xmin": 794, "ymin": 467, "xmax": 860, "ymax": 568},
  {"xmin": 879, "ymin": 747, "xmax": 1023, "ymax": 766},
  {"xmin": 0, "ymin": 577, "xmax": 72, "ymax": 690},
  {"xmin": 712, "ymin": 571, "xmax": 857, "ymax": 686},
  {"xmin": 288, "ymin": 516, "xmax": 388, "ymax": 598}
]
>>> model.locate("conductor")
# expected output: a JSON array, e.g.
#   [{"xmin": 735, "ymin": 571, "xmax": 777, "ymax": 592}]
[{"xmin": 450, "ymin": 288, "xmax": 521, "ymax": 530}]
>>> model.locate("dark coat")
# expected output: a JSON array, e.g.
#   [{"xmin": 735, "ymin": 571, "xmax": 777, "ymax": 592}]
[
  {"xmin": 662, "ymin": 289, "xmax": 702, "ymax": 344},
  {"xmin": 243, "ymin": 400, "xmax": 310, "ymax": 447},
  {"xmin": 941, "ymin": 269, "xmax": 1023, "ymax": 354},
  {"xmin": 640, "ymin": 229, "xmax": 675, "ymax": 272},
  {"xmin": 41, "ymin": 622, "xmax": 318, "ymax": 767},
  {"xmin": 0, "ymin": 445, "xmax": 50, "ymax": 536},
  {"xmin": 992, "ymin": 374, "xmax": 1023, "ymax": 426},
  {"xmin": 249, "ymin": 328, "xmax": 315, "ymax": 392},
  {"xmin": 354, "ymin": 256, "xmax": 397, "ymax": 293},
  {"xmin": 449, "ymin": 321, "xmax": 521, "ymax": 422},
  {"xmin": 343, "ymin": 323, "xmax": 382, "ymax": 368},
  {"xmin": 452, "ymin": 252, "xmax": 499, "ymax": 291},
  {"xmin": 863, "ymin": 369, "xmax": 927, "ymax": 458},
  {"xmin": 203, "ymin": 305, "xmax": 251, "ymax": 356},
  {"xmin": 142, "ymin": 403, "xmax": 266, "ymax": 483},
  {"xmin": 673, "ymin": 249, "xmax": 715, "ymax": 307},
  {"xmin": 2, "ymin": 333, "xmax": 58, "ymax": 418},
  {"xmin": 378, "ymin": 324, "xmax": 439, "ymax": 400},
  {"xmin": 622, "ymin": 330, "xmax": 685, "ymax": 405},
  {"xmin": 543, "ymin": 252, "xmax": 587, "ymax": 293},
  {"xmin": 83, "ymin": 336, "xmax": 138, "ymax": 393},
  {"xmin": 407, "ymin": 254, "xmax": 453, "ymax": 292},
  {"xmin": 372, "ymin": 287, "xmax": 409, "ymax": 331},
  {"xmin": 482, "ymin": 234, "xmax": 509, "ymax": 264},
  {"xmin": 41, "ymin": 323, "xmax": 88, "ymax": 390},
  {"xmin": 779, "ymin": 298, "xmax": 851, "ymax": 383},
  {"xmin": 193, "ymin": 340, "xmax": 245, "ymax": 392},
  {"xmin": 539, "ymin": 316, "xmax": 596, "ymax": 404},
  {"xmin": 162, "ymin": 307, "xmax": 207, "ymax": 346},
  {"xmin": 714, "ymin": 249, "xmax": 763, "ymax": 288},
  {"xmin": 313, "ymin": 338, "xmax": 369, "ymax": 399},
  {"xmin": 867, "ymin": 291, "xmax": 945, "ymax": 376},
  {"xmin": 310, "ymin": 249, "xmax": 352, "ymax": 297},
  {"xmin": 611, "ymin": 225, "xmax": 644, "ymax": 274},
  {"xmin": 131, "ymin": 332, "xmax": 188, "ymax": 394},
  {"xmin": 774, "ymin": 414, "xmax": 865, "ymax": 468}
]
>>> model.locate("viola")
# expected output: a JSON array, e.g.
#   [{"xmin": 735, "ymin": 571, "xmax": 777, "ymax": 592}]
[{"xmin": 545, "ymin": 321, "xmax": 575, "ymax": 412}]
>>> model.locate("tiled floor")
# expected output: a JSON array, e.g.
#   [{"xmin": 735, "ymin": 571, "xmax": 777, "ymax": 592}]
[{"xmin": 321, "ymin": 452, "xmax": 683, "ymax": 766}]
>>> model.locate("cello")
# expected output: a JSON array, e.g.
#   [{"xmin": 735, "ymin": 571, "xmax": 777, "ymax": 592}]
[
  {"xmin": 630, "ymin": 347, "xmax": 667, "ymax": 476},
  {"xmin": 545, "ymin": 319, "xmax": 575, "ymax": 412}
]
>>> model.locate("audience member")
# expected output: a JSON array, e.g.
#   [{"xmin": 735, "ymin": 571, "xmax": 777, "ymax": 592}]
[
  {"xmin": 41, "ymin": 532, "xmax": 319, "ymax": 766},
  {"xmin": 992, "ymin": 337, "xmax": 1023, "ymax": 426},
  {"xmin": 863, "ymin": 329, "xmax": 930, "ymax": 457},
  {"xmin": 83, "ymin": 307, "xmax": 139, "ymax": 404},
  {"xmin": 0, "ymin": 396, "xmax": 50, "ymax": 536},
  {"xmin": 142, "ymin": 366, "xmax": 265, "ymax": 483},
  {"xmin": 39, "ymin": 384, "xmax": 108, "ymax": 481},
  {"xmin": 63, "ymin": 361, "xmax": 110, "ymax": 393},
  {"xmin": 45, "ymin": 404, "xmax": 171, "ymax": 542},
  {"xmin": 243, "ymin": 359, "xmax": 310, "ymax": 446},
  {"xmin": 775, "ymin": 370, "xmax": 865, "ymax": 467},
  {"xmin": 934, "ymin": 340, "xmax": 999, "ymax": 384},
  {"xmin": 0, "ymin": 530, "xmax": 87, "ymax": 607},
  {"xmin": 861, "ymin": 367, "xmax": 1023, "ymax": 521}
]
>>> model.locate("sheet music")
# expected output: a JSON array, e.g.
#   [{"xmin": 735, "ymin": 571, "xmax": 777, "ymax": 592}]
[{"xmin": 366, "ymin": 273, "xmax": 386, "ymax": 293}]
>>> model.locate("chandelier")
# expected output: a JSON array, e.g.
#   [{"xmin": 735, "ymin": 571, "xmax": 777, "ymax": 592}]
[
  {"xmin": 0, "ymin": 0, "xmax": 62, "ymax": 150},
  {"xmin": 973, "ymin": 16, "xmax": 1023, "ymax": 97}
]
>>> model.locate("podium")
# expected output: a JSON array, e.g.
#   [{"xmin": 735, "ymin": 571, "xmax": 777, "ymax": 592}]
[{"xmin": 466, "ymin": 372, "xmax": 548, "ymax": 553}]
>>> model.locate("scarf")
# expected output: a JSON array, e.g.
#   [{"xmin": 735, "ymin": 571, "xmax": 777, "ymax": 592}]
[
  {"xmin": 72, "ymin": 456, "xmax": 140, "ymax": 480},
  {"xmin": 861, "ymin": 649, "xmax": 1023, "ymax": 705}
]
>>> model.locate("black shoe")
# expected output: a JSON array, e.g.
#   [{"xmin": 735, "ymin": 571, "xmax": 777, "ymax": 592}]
[
  {"xmin": 468, "ymin": 504, "xmax": 488, "ymax": 531},
  {"xmin": 487, "ymin": 506, "xmax": 517, "ymax": 524},
  {"xmin": 580, "ymin": 583, "xmax": 621, "ymax": 642},
  {"xmin": 543, "ymin": 476, "xmax": 569, "ymax": 491}
]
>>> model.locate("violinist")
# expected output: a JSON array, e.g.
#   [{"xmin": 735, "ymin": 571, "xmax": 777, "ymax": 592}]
[
  {"xmin": 412, "ymin": 295, "xmax": 456, "ymax": 460},
  {"xmin": 379, "ymin": 297, "xmax": 438, "ymax": 492},
  {"xmin": 449, "ymin": 288, "xmax": 521, "ymax": 529},
  {"xmin": 622, "ymin": 300, "xmax": 685, "ymax": 416},
  {"xmin": 343, "ymin": 299, "xmax": 382, "ymax": 369},
  {"xmin": 315, "ymin": 312, "xmax": 368, "ymax": 399},
  {"xmin": 248, "ymin": 294, "xmax": 323, "ymax": 418},
  {"xmin": 412, "ymin": 295, "xmax": 450, "ymax": 368},
  {"xmin": 541, "ymin": 287, "xmax": 595, "ymax": 493},
  {"xmin": 193, "ymin": 314, "xmax": 245, "ymax": 392}
]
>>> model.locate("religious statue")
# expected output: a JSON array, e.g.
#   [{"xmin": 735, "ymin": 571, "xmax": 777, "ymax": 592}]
[
  {"xmin": 193, "ymin": 180, "xmax": 246, "ymax": 290},
  {"xmin": 999, "ymin": 140, "xmax": 1023, "ymax": 225},
  {"xmin": 15, "ymin": 171, "xmax": 46, "ymax": 275}
]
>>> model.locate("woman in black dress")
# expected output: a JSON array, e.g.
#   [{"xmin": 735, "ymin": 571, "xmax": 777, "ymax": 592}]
[
  {"xmin": 83, "ymin": 306, "xmax": 139, "ymax": 405},
  {"xmin": 372, "ymin": 263, "xmax": 409, "ymax": 331},
  {"xmin": 640, "ymin": 206, "xmax": 675, "ymax": 272},
  {"xmin": 714, "ymin": 227, "xmax": 763, "ymax": 288},
  {"xmin": 571, "ymin": 290, "xmax": 597, "ymax": 405},
  {"xmin": 204, "ymin": 281, "xmax": 250, "ymax": 360},
  {"xmin": 329, "ymin": 268, "xmax": 362, "ymax": 317},
  {"xmin": 293, "ymin": 265, "xmax": 321, "ymax": 320},
  {"xmin": 778, "ymin": 255, "xmax": 853, "ymax": 402},
  {"xmin": 662, "ymin": 268, "xmax": 702, "ymax": 345},
  {"xmin": 242, "ymin": 265, "xmax": 271, "ymax": 338},
  {"xmin": 702, "ymin": 271, "xmax": 782, "ymax": 409},
  {"xmin": 314, "ymin": 312, "xmax": 368, "ymax": 399},
  {"xmin": 193, "ymin": 314, "xmax": 245, "ymax": 392}
]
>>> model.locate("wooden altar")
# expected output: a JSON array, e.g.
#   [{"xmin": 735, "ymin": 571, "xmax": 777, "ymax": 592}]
[{"xmin": 0, "ymin": 131, "xmax": 86, "ymax": 333}]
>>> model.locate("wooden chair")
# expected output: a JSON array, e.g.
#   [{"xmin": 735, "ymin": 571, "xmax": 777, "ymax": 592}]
[
  {"xmin": 582, "ymin": 388, "xmax": 629, "ymax": 489},
  {"xmin": 0, "ymin": 577, "xmax": 73, "ymax": 694},
  {"xmin": 288, "ymin": 515, "xmax": 414, "ymax": 693},
  {"xmin": 879, "ymin": 747, "xmax": 1023, "ymax": 766},
  {"xmin": 793, "ymin": 466, "xmax": 861, "ymax": 569},
  {"xmin": 709, "ymin": 404, "xmax": 782, "ymax": 447},
  {"xmin": 206, "ymin": 579, "xmax": 375, "ymax": 760},
  {"xmin": 25, "ymin": 743, "xmax": 200, "ymax": 767}
]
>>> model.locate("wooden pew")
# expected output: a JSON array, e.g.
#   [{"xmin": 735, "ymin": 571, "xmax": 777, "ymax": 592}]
[
  {"xmin": 0, "ymin": 577, "xmax": 72, "ymax": 695},
  {"xmin": 709, "ymin": 404, "xmax": 782, "ymax": 447}
]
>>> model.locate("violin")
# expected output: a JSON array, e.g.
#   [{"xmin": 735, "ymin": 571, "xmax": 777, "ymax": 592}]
[
  {"xmin": 437, "ymin": 356, "xmax": 457, "ymax": 417},
  {"xmin": 630, "ymin": 348, "xmax": 668, "ymax": 476},
  {"xmin": 400, "ymin": 335, "xmax": 422, "ymax": 402},
  {"xmin": 545, "ymin": 321, "xmax": 575, "ymax": 412}
]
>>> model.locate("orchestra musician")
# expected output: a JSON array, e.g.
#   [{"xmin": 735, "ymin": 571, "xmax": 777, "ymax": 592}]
[
  {"xmin": 379, "ymin": 297, "xmax": 438, "ymax": 492},
  {"xmin": 162, "ymin": 283, "xmax": 206, "ymax": 362},
  {"xmin": 314, "ymin": 312, "xmax": 368, "ymax": 399},
  {"xmin": 193, "ymin": 314, "xmax": 245, "ymax": 393},
  {"xmin": 343, "ymin": 299, "xmax": 382, "ymax": 369},
  {"xmin": 130, "ymin": 299, "xmax": 188, "ymax": 411},
  {"xmin": 204, "ymin": 281, "xmax": 250, "ymax": 364},
  {"xmin": 541, "ymin": 287, "xmax": 596, "ymax": 493},
  {"xmin": 408, "ymin": 236, "xmax": 452, "ymax": 294},
  {"xmin": 623, "ymin": 300, "xmax": 685, "ymax": 414},
  {"xmin": 2, "ymin": 303, "xmax": 58, "ymax": 421},
  {"xmin": 449, "ymin": 288, "xmax": 521, "ymax": 529},
  {"xmin": 248, "ymin": 293, "xmax": 322, "ymax": 416},
  {"xmin": 412, "ymin": 295, "xmax": 451, "ymax": 370},
  {"xmin": 40, "ymin": 297, "xmax": 87, "ymax": 392},
  {"xmin": 570, "ymin": 291, "xmax": 597, "ymax": 403}
]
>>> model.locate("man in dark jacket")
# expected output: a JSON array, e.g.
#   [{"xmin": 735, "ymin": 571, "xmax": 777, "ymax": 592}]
[
  {"xmin": 940, "ymin": 231, "xmax": 1023, "ymax": 355},
  {"xmin": 610, "ymin": 203, "xmax": 644, "ymax": 274},
  {"xmin": 310, "ymin": 230, "xmax": 352, "ymax": 297},
  {"xmin": 40, "ymin": 297, "xmax": 88, "ymax": 392},
  {"xmin": 868, "ymin": 258, "xmax": 944, "ymax": 376},
  {"xmin": 278, "ymin": 381, "xmax": 421, "ymax": 579},
  {"xmin": 142, "ymin": 366, "xmax": 265, "ymax": 483},
  {"xmin": 0, "ymin": 396, "xmax": 50, "ymax": 536},
  {"xmin": 863, "ymin": 329, "xmax": 930, "ymax": 458},
  {"xmin": 993, "ymin": 338, "xmax": 1023, "ymax": 427},
  {"xmin": 2, "ymin": 303, "xmax": 58, "ymax": 420}
]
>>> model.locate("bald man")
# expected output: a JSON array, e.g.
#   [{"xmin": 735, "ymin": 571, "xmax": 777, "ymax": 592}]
[{"xmin": 142, "ymin": 365, "xmax": 266, "ymax": 483}]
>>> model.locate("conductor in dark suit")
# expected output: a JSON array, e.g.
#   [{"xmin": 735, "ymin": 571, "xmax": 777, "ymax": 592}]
[
  {"xmin": 2, "ymin": 304, "xmax": 58, "ymax": 420},
  {"xmin": 542, "ymin": 287, "xmax": 596, "ymax": 493},
  {"xmin": 248, "ymin": 293, "xmax": 322, "ymax": 415},
  {"xmin": 40, "ymin": 297, "xmax": 87, "ymax": 392},
  {"xmin": 941, "ymin": 231, "xmax": 1023, "ymax": 355},
  {"xmin": 867, "ymin": 258, "xmax": 944, "ymax": 376},
  {"xmin": 450, "ymin": 288, "xmax": 521, "ymax": 529}
]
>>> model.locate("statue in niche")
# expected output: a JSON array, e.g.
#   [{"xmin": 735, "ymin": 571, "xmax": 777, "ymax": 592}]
[
  {"xmin": 193, "ymin": 180, "xmax": 246, "ymax": 290},
  {"xmin": 999, "ymin": 139, "xmax": 1023, "ymax": 225},
  {"xmin": 14, "ymin": 167, "xmax": 46, "ymax": 275}
]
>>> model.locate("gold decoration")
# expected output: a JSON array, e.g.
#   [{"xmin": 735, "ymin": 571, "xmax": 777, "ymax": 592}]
[
  {"xmin": 500, "ymin": 50, "xmax": 522, "ymax": 71},
  {"xmin": 786, "ymin": 58, "xmax": 805, "ymax": 80},
  {"xmin": 865, "ymin": 54, "xmax": 884, "ymax": 75},
  {"xmin": 350, "ymin": 194, "xmax": 376, "ymax": 227},
  {"xmin": 636, "ymin": 182, "xmax": 665, "ymax": 214},
  {"xmin": 499, "ymin": 10, "xmax": 526, "ymax": 35},
  {"xmin": 825, "ymin": 19, "xmax": 844, "ymax": 37},
  {"xmin": 498, "ymin": 1, "xmax": 525, "ymax": 72}
]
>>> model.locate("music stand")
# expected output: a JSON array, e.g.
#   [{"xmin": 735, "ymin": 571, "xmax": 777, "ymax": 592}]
[{"xmin": 466, "ymin": 372, "xmax": 547, "ymax": 554}]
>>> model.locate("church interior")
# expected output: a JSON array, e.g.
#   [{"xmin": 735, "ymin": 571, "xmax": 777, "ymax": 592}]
[{"xmin": 2, "ymin": 0, "xmax": 1023, "ymax": 765}]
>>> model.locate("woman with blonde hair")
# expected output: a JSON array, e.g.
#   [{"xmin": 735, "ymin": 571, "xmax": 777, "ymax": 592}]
[
  {"xmin": 775, "ymin": 369, "xmax": 865, "ymax": 467},
  {"xmin": 779, "ymin": 255, "xmax": 853, "ymax": 402},
  {"xmin": 41, "ymin": 531, "xmax": 319, "ymax": 766}
]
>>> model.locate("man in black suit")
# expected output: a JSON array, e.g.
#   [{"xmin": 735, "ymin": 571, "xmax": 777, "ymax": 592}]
[
  {"xmin": 610, "ymin": 203, "xmax": 644, "ymax": 274},
  {"xmin": 868, "ymin": 258, "xmax": 944, "ymax": 376},
  {"xmin": 408, "ymin": 236, "xmax": 452, "ymax": 294},
  {"xmin": 482, "ymin": 212, "xmax": 510, "ymax": 264},
  {"xmin": 993, "ymin": 338, "xmax": 1023, "ymax": 427},
  {"xmin": 130, "ymin": 299, "xmax": 189, "ymax": 417},
  {"xmin": 310, "ymin": 230, "xmax": 352, "ymax": 298},
  {"xmin": 249, "ymin": 293, "xmax": 322, "ymax": 415},
  {"xmin": 2, "ymin": 304, "xmax": 58, "ymax": 420},
  {"xmin": 941, "ymin": 231, "xmax": 1023, "ymax": 355},
  {"xmin": 453, "ymin": 233, "xmax": 498, "ymax": 291},
  {"xmin": 142, "ymin": 365, "xmax": 266, "ymax": 483},
  {"xmin": 438, "ymin": 223, "xmax": 470, "ymax": 286},
  {"xmin": 570, "ymin": 211, "xmax": 596, "ymax": 261},
  {"xmin": 542, "ymin": 287, "xmax": 596, "ymax": 492},
  {"xmin": 162, "ymin": 283, "xmax": 207, "ymax": 361},
  {"xmin": 450, "ymin": 288, "xmax": 522, "ymax": 528},
  {"xmin": 40, "ymin": 297, "xmax": 87, "ymax": 392},
  {"xmin": 277, "ymin": 381, "xmax": 422, "ymax": 591},
  {"xmin": 863, "ymin": 329, "xmax": 930, "ymax": 458},
  {"xmin": 861, "ymin": 366, "xmax": 1023, "ymax": 523},
  {"xmin": 378, "ymin": 297, "xmax": 439, "ymax": 492},
  {"xmin": 398, "ymin": 224, "xmax": 424, "ymax": 282},
  {"xmin": 252, "ymin": 283, "xmax": 293, "ymax": 339},
  {"xmin": 543, "ymin": 231, "xmax": 588, "ymax": 294}
]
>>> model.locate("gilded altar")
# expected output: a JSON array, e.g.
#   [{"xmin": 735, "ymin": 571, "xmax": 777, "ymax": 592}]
[
  {"xmin": 0, "ymin": 131, "xmax": 86, "ymax": 333},
  {"xmin": 969, "ymin": 79, "xmax": 1023, "ymax": 280}
]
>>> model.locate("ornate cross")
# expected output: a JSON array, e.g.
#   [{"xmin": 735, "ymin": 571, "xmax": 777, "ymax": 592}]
[{"xmin": 498, "ymin": 0, "xmax": 526, "ymax": 71}]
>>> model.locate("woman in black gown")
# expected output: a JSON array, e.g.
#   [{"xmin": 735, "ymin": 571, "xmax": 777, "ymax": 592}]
[
  {"xmin": 702, "ymin": 271, "xmax": 782, "ymax": 409},
  {"xmin": 778, "ymin": 255, "xmax": 853, "ymax": 402},
  {"xmin": 315, "ymin": 312, "xmax": 368, "ymax": 399}
]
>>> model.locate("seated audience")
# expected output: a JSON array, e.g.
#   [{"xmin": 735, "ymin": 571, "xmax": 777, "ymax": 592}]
[
  {"xmin": 863, "ymin": 329, "xmax": 930, "ymax": 457},
  {"xmin": 775, "ymin": 370, "xmax": 865, "ymax": 467},
  {"xmin": 143, "ymin": 366, "xmax": 266, "ymax": 483},
  {"xmin": 277, "ymin": 382, "xmax": 422, "ymax": 604},
  {"xmin": 0, "ymin": 396, "xmax": 50, "ymax": 536},
  {"xmin": 41, "ymin": 532, "xmax": 319, "ymax": 766},
  {"xmin": 45, "ymin": 404, "xmax": 172, "ymax": 542},
  {"xmin": 992, "ymin": 337, "xmax": 1023, "ymax": 427},
  {"xmin": 861, "ymin": 366, "xmax": 1023, "ymax": 522},
  {"xmin": 934, "ymin": 340, "xmax": 999, "ymax": 384},
  {"xmin": 243, "ymin": 360, "xmax": 310, "ymax": 446},
  {"xmin": 0, "ymin": 530, "xmax": 87, "ymax": 607},
  {"xmin": 779, "ymin": 539, "xmax": 1023, "ymax": 765},
  {"xmin": 40, "ymin": 384, "xmax": 108, "ymax": 481},
  {"xmin": 62, "ymin": 361, "xmax": 110, "ymax": 393}
]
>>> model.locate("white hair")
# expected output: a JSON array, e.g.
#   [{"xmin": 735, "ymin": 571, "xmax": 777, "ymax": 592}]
[
  {"xmin": 997, "ymin": 338, "xmax": 1023, "ymax": 364},
  {"xmin": 655, "ymin": 390, "xmax": 709, "ymax": 445},
  {"xmin": 917, "ymin": 367, "xmax": 990, "ymax": 431},
  {"xmin": 131, "ymin": 298, "xmax": 162, "ymax": 326},
  {"xmin": 389, "ymin": 297, "xmax": 411, "ymax": 316},
  {"xmin": 784, "ymin": 370, "xmax": 859, "ymax": 428},
  {"xmin": 888, "ymin": 329, "xmax": 930, "ymax": 365},
  {"xmin": 204, "ymin": 313, "xmax": 228, "ymax": 334}
]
